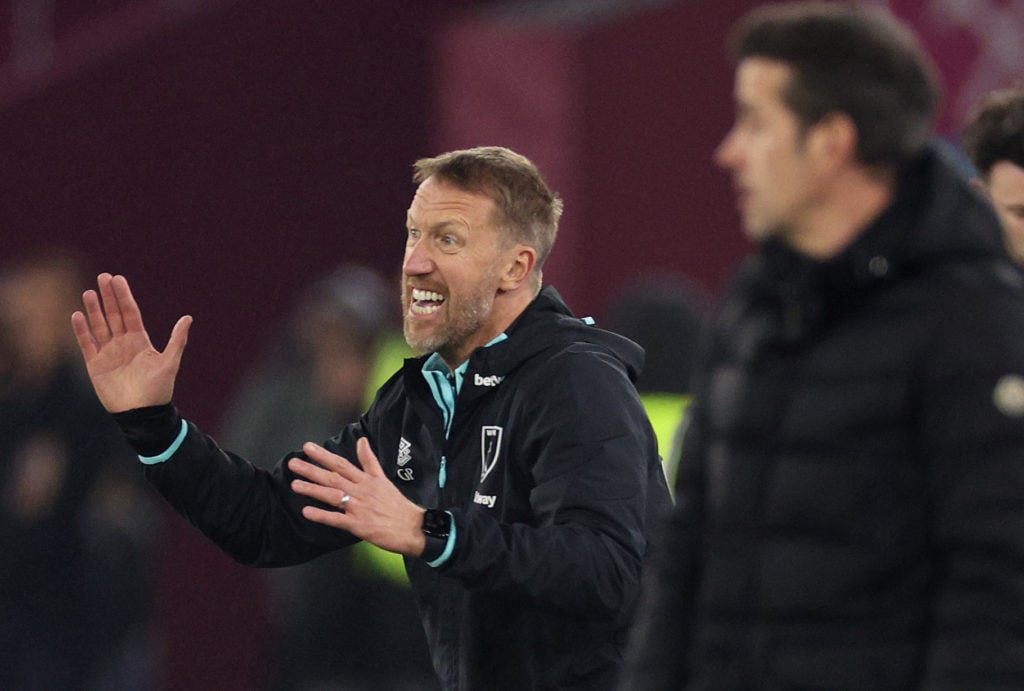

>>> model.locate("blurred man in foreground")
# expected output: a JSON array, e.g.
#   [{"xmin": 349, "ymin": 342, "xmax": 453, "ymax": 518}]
[{"xmin": 624, "ymin": 3, "xmax": 1024, "ymax": 688}]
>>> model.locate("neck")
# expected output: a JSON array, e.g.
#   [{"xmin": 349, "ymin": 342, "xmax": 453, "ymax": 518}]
[
  {"xmin": 789, "ymin": 166, "xmax": 895, "ymax": 260},
  {"xmin": 438, "ymin": 288, "xmax": 536, "ymax": 372}
]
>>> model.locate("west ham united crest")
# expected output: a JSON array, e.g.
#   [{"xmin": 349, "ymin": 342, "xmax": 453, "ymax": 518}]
[{"xmin": 480, "ymin": 426, "xmax": 503, "ymax": 482}]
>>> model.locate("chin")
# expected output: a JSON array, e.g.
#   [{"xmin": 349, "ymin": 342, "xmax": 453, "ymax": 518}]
[
  {"xmin": 403, "ymin": 325, "xmax": 434, "ymax": 355},
  {"xmin": 742, "ymin": 223, "xmax": 769, "ymax": 243}
]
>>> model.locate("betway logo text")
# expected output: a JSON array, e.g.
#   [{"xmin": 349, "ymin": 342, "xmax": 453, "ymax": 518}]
[{"xmin": 474, "ymin": 373, "xmax": 504, "ymax": 387}]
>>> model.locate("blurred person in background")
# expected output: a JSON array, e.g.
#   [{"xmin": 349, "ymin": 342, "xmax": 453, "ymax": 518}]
[
  {"xmin": 604, "ymin": 274, "xmax": 711, "ymax": 487},
  {"xmin": 963, "ymin": 83, "xmax": 1024, "ymax": 266},
  {"xmin": 0, "ymin": 249, "xmax": 157, "ymax": 690},
  {"xmin": 624, "ymin": 3, "xmax": 1024, "ymax": 688},
  {"xmin": 219, "ymin": 264, "xmax": 435, "ymax": 690}
]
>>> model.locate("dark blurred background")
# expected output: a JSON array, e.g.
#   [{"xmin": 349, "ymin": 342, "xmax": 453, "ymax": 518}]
[{"xmin": 0, "ymin": 0, "xmax": 1019, "ymax": 688}]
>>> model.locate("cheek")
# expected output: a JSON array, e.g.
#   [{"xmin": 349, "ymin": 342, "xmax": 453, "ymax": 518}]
[
  {"xmin": 751, "ymin": 137, "xmax": 789, "ymax": 177},
  {"xmin": 995, "ymin": 211, "xmax": 1024, "ymax": 254},
  {"xmin": 1005, "ymin": 215, "xmax": 1024, "ymax": 240}
]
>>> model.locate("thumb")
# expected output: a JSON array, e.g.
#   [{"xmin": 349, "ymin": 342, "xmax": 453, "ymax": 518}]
[{"xmin": 165, "ymin": 315, "xmax": 193, "ymax": 367}]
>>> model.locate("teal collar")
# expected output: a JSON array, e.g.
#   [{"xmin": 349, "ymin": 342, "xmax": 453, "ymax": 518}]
[{"xmin": 421, "ymin": 333, "xmax": 508, "ymax": 437}]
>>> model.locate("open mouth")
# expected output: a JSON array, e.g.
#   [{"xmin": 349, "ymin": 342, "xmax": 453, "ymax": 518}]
[{"xmin": 410, "ymin": 288, "xmax": 446, "ymax": 315}]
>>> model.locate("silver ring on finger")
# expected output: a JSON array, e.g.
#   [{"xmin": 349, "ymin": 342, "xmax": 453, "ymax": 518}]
[{"xmin": 339, "ymin": 493, "xmax": 352, "ymax": 509}]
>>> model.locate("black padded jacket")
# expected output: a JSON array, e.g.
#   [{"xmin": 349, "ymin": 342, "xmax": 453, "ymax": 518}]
[
  {"xmin": 623, "ymin": 147, "xmax": 1024, "ymax": 689},
  {"xmin": 117, "ymin": 286, "xmax": 672, "ymax": 690}
]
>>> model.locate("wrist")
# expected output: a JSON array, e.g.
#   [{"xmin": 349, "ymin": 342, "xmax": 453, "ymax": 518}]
[
  {"xmin": 421, "ymin": 508, "xmax": 454, "ymax": 564},
  {"xmin": 112, "ymin": 403, "xmax": 183, "ymax": 457}
]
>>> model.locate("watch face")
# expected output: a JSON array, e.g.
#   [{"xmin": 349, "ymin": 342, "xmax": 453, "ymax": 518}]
[{"xmin": 423, "ymin": 509, "xmax": 451, "ymax": 538}]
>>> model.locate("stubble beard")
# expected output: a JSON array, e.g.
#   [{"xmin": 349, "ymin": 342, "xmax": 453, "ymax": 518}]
[{"xmin": 402, "ymin": 280, "xmax": 495, "ymax": 361}]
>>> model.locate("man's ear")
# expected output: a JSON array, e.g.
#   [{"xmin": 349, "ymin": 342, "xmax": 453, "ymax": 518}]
[
  {"xmin": 808, "ymin": 111, "xmax": 858, "ymax": 170},
  {"xmin": 499, "ymin": 245, "xmax": 537, "ymax": 292}
]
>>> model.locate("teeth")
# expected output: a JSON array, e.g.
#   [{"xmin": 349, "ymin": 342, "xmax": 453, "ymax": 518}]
[
  {"xmin": 412, "ymin": 288, "xmax": 445, "ymax": 302},
  {"xmin": 410, "ymin": 288, "xmax": 445, "ymax": 315},
  {"xmin": 411, "ymin": 302, "xmax": 442, "ymax": 315}
]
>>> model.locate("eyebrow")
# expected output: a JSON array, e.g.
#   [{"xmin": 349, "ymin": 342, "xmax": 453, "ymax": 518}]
[{"xmin": 407, "ymin": 218, "xmax": 464, "ymax": 233}]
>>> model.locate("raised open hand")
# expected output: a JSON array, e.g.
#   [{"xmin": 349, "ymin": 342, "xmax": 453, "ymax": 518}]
[{"xmin": 70, "ymin": 273, "xmax": 193, "ymax": 413}]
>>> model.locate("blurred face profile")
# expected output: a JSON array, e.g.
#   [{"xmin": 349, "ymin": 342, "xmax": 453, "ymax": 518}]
[
  {"xmin": 0, "ymin": 263, "xmax": 77, "ymax": 379},
  {"xmin": 986, "ymin": 160, "xmax": 1024, "ymax": 265},
  {"xmin": 714, "ymin": 58, "xmax": 827, "ymax": 249}
]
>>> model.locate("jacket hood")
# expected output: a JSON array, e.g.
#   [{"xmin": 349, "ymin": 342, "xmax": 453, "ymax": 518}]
[
  {"xmin": 871, "ymin": 143, "xmax": 1006, "ymax": 270},
  {"xmin": 474, "ymin": 286, "xmax": 646, "ymax": 384}
]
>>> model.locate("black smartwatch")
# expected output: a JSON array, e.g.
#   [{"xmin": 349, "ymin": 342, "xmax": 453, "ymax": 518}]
[{"xmin": 421, "ymin": 509, "xmax": 452, "ymax": 562}]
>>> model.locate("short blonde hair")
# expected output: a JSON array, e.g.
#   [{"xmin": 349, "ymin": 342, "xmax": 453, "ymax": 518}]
[{"xmin": 413, "ymin": 146, "xmax": 563, "ymax": 271}]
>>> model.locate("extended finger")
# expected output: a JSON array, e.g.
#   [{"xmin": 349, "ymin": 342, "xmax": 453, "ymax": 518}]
[
  {"xmin": 290, "ymin": 474, "xmax": 352, "ymax": 509},
  {"xmin": 97, "ymin": 273, "xmax": 125, "ymax": 335},
  {"xmin": 70, "ymin": 310, "xmax": 98, "ymax": 358},
  {"xmin": 80, "ymin": 288, "xmax": 112, "ymax": 344},
  {"xmin": 288, "ymin": 456, "xmax": 343, "ymax": 488},
  {"xmin": 301, "ymin": 504, "xmax": 355, "ymax": 531},
  {"xmin": 302, "ymin": 442, "xmax": 365, "ymax": 482},
  {"xmin": 289, "ymin": 450, "xmax": 364, "ymax": 489},
  {"xmin": 109, "ymin": 275, "xmax": 147, "ymax": 334}
]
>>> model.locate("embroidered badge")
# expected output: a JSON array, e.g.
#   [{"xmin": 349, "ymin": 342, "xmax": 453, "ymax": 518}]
[
  {"xmin": 397, "ymin": 437, "xmax": 414, "ymax": 481},
  {"xmin": 480, "ymin": 426, "xmax": 503, "ymax": 483}
]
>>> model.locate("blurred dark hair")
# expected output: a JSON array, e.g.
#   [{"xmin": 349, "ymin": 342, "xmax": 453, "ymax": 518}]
[
  {"xmin": 605, "ymin": 275, "xmax": 711, "ymax": 394},
  {"xmin": 729, "ymin": 1, "xmax": 940, "ymax": 167},
  {"xmin": 963, "ymin": 83, "xmax": 1024, "ymax": 176}
]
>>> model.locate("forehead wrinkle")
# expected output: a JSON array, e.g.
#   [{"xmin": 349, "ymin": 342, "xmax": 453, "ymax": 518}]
[
  {"xmin": 408, "ymin": 198, "xmax": 484, "ymax": 232},
  {"xmin": 406, "ymin": 215, "xmax": 469, "ymax": 235},
  {"xmin": 412, "ymin": 177, "xmax": 495, "ymax": 212}
]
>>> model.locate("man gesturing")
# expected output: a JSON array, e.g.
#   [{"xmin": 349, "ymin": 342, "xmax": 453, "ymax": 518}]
[{"xmin": 73, "ymin": 147, "xmax": 671, "ymax": 690}]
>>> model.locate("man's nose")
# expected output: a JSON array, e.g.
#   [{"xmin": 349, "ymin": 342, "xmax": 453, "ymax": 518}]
[
  {"xmin": 403, "ymin": 241, "xmax": 434, "ymax": 275},
  {"xmin": 714, "ymin": 128, "xmax": 739, "ymax": 169}
]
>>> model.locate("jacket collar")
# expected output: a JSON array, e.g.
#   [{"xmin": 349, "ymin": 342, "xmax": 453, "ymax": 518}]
[
  {"xmin": 402, "ymin": 285, "xmax": 645, "ymax": 404},
  {"xmin": 736, "ymin": 143, "xmax": 1009, "ymax": 343}
]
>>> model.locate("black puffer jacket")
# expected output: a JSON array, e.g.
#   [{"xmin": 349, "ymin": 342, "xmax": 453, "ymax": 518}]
[{"xmin": 623, "ymin": 147, "xmax": 1024, "ymax": 689}]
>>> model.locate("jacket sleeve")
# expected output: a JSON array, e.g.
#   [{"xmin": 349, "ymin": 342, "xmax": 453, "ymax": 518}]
[
  {"xmin": 919, "ymin": 282, "xmax": 1024, "ymax": 684},
  {"xmin": 116, "ymin": 404, "xmax": 362, "ymax": 567},
  {"xmin": 435, "ymin": 347, "xmax": 672, "ymax": 619}
]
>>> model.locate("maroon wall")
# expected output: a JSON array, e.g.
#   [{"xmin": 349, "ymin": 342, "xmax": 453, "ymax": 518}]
[
  {"xmin": 574, "ymin": 0, "xmax": 757, "ymax": 313},
  {"xmin": 1, "ymin": 1, "xmax": 483, "ymax": 432}
]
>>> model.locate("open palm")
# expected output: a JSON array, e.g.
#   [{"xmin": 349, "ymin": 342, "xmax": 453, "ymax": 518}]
[{"xmin": 71, "ymin": 273, "xmax": 192, "ymax": 413}]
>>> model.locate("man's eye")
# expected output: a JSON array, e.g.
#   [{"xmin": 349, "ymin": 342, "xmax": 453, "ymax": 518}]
[{"xmin": 438, "ymin": 235, "xmax": 460, "ymax": 251}]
